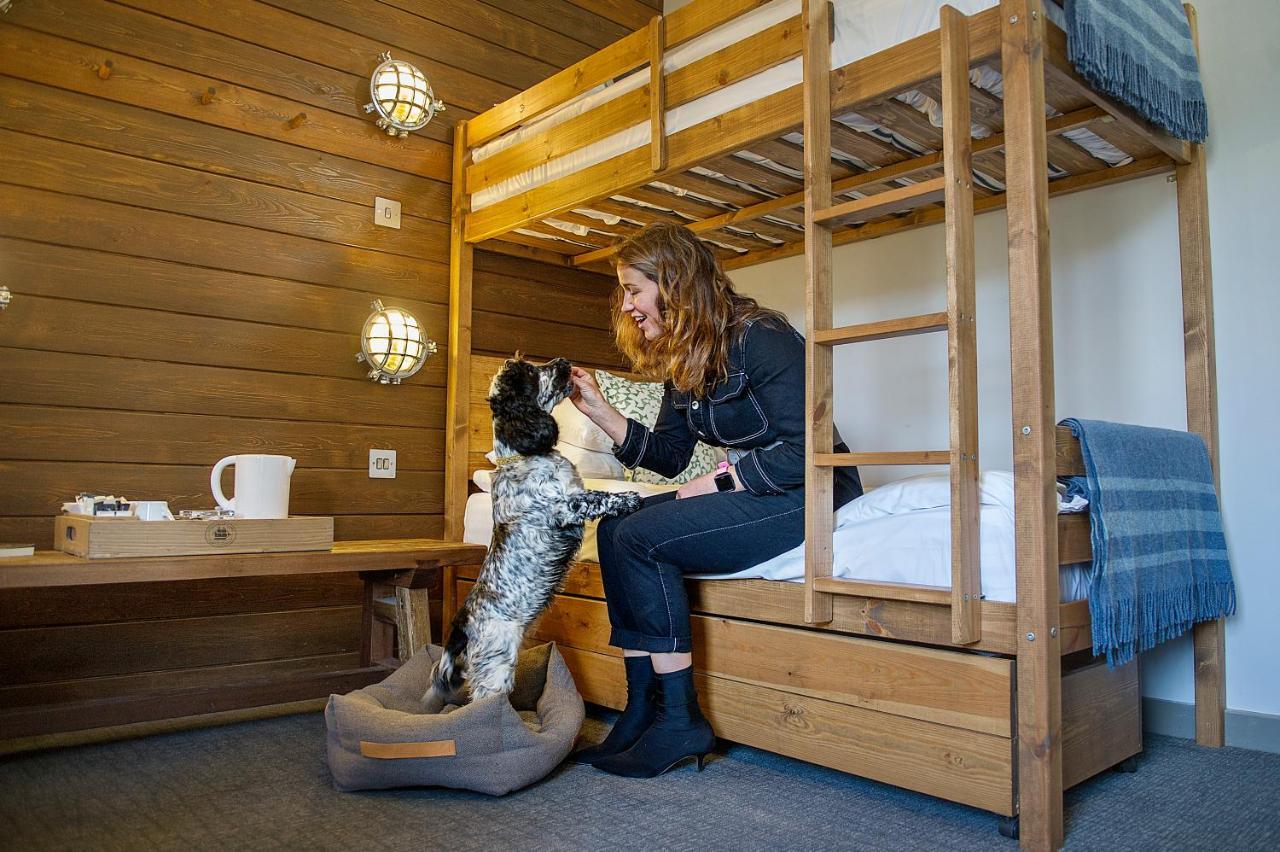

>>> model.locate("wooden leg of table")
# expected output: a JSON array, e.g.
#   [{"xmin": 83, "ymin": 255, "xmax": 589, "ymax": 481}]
[
  {"xmin": 394, "ymin": 586, "xmax": 431, "ymax": 662},
  {"xmin": 360, "ymin": 574, "xmax": 397, "ymax": 668}
]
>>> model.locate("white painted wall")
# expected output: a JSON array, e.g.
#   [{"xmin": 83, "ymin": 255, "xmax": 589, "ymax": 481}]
[{"xmin": 720, "ymin": 0, "xmax": 1279, "ymax": 717}]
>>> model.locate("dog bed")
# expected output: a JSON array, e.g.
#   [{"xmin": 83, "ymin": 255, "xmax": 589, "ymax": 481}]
[{"xmin": 324, "ymin": 642, "xmax": 584, "ymax": 795}]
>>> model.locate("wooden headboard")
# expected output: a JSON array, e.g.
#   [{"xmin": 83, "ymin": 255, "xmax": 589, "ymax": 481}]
[{"xmin": 466, "ymin": 354, "xmax": 645, "ymax": 484}]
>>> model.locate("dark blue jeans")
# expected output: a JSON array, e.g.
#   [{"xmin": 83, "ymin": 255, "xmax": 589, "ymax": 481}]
[{"xmin": 596, "ymin": 477, "xmax": 860, "ymax": 653}]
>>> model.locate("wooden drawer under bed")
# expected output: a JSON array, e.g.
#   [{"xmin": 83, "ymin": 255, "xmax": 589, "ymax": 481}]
[{"xmin": 453, "ymin": 561, "xmax": 1141, "ymax": 817}]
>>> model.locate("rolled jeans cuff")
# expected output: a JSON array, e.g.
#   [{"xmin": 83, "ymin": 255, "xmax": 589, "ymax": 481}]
[{"xmin": 609, "ymin": 626, "xmax": 692, "ymax": 655}]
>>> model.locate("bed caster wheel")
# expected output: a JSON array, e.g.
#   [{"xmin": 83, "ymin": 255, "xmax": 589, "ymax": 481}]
[
  {"xmin": 998, "ymin": 816, "xmax": 1020, "ymax": 840},
  {"xmin": 1113, "ymin": 755, "xmax": 1139, "ymax": 774}
]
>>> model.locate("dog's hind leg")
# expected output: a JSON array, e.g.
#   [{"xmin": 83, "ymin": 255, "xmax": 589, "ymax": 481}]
[
  {"xmin": 465, "ymin": 618, "xmax": 524, "ymax": 701},
  {"xmin": 563, "ymin": 489, "xmax": 643, "ymax": 523},
  {"xmin": 422, "ymin": 608, "xmax": 471, "ymax": 712}
]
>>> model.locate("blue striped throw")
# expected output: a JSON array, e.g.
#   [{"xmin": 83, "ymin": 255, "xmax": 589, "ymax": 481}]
[
  {"xmin": 1064, "ymin": 0, "xmax": 1208, "ymax": 143},
  {"xmin": 1061, "ymin": 418, "xmax": 1235, "ymax": 666}
]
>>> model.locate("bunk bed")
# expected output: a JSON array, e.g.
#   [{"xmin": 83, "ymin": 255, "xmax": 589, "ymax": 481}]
[{"xmin": 441, "ymin": 1, "xmax": 1222, "ymax": 848}]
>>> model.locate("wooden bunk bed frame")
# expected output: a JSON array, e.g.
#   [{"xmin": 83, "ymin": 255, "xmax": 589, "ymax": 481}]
[{"xmin": 442, "ymin": 2, "xmax": 1222, "ymax": 848}]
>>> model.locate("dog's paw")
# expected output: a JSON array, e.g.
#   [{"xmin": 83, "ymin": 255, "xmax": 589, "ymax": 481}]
[{"xmin": 616, "ymin": 491, "xmax": 644, "ymax": 515}]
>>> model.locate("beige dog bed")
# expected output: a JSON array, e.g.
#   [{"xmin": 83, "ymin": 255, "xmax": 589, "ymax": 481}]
[{"xmin": 324, "ymin": 643, "xmax": 584, "ymax": 795}]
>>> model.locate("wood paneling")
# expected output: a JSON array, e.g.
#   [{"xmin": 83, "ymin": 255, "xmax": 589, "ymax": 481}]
[{"xmin": 0, "ymin": 0, "xmax": 631, "ymax": 734}]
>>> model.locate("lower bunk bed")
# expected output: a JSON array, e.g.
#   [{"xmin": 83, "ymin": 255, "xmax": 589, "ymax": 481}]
[{"xmin": 447, "ymin": 549, "xmax": 1140, "ymax": 822}]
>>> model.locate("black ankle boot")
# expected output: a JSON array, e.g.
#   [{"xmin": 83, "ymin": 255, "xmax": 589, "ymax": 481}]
[
  {"xmin": 593, "ymin": 666, "xmax": 715, "ymax": 778},
  {"xmin": 571, "ymin": 656, "xmax": 657, "ymax": 765}
]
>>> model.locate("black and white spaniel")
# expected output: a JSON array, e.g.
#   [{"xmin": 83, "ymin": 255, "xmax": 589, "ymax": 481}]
[{"xmin": 424, "ymin": 356, "xmax": 641, "ymax": 709}]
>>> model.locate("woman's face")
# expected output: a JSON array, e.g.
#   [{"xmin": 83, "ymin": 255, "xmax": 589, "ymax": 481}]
[{"xmin": 618, "ymin": 264, "xmax": 664, "ymax": 341}]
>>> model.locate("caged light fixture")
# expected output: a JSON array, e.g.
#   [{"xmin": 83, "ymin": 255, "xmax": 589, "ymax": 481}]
[
  {"xmin": 363, "ymin": 52, "xmax": 445, "ymax": 138},
  {"xmin": 356, "ymin": 299, "xmax": 437, "ymax": 384}
]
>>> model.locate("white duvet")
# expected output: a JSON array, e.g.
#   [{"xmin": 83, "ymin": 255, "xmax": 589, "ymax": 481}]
[{"xmin": 462, "ymin": 471, "xmax": 1091, "ymax": 603}]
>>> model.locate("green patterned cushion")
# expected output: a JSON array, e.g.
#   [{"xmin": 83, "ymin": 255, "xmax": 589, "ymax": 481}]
[{"xmin": 595, "ymin": 370, "xmax": 720, "ymax": 485}]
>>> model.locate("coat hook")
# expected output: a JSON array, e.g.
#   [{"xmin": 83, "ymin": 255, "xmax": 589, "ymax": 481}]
[
  {"xmin": 200, "ymin": 86, "xmax": 215, "ymax": 105},
  {"xmin": 97, "ymin": 60, "xmax": 114, "ymax": 80},
  {"xmin": 287, "ymin": 112, "xmax": 307, "ymax": 130}
]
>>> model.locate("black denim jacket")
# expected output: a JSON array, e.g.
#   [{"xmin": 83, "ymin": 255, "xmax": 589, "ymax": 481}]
[{"xmin": 613, "ymin": 318, "xmax": 862, "ymax": 497}]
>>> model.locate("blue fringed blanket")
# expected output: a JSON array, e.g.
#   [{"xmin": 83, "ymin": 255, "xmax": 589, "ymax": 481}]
[
  {"xmin": 1064, "ymin": 0, "xmax": 1208, "ymax": 143},
  {"xmin": 1061, "ymin": 418, "xmax": 1235, "ymax": 666}
]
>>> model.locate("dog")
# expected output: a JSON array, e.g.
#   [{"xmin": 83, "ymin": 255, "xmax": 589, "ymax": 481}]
[{"xmin": 423, "ymin": 356, "xmax": 642, "ymax": 711}]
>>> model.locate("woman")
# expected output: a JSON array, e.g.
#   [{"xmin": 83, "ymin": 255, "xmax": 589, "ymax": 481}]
[{"xmin": 567, "ymin": 223, "xmax": 864, "ymax": 778}]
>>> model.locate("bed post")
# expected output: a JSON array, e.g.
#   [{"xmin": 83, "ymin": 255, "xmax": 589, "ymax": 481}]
[
  {"xmin": 1177, "ymin": 3, "xmax": 1226, "ymax": 749},
  {"xmin": 801, "ymin": 0, "xmax": 835, "ymax": 625},
  {"xmin": 1001, "ymin": 1, "xmax": 1063, "ymax": 849},
  {"xmin": 444, "ymin": 120, "xmax": 474, "ymax": 544}
]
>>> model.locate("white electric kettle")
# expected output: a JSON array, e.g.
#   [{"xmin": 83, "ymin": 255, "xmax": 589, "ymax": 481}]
[{"xmin": 210, "ymin": 454, "xmax": 297, "ymax": 519}]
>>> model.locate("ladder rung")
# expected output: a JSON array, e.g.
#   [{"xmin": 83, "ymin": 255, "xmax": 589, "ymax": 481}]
[
  {"xmin": 812, "ymin": 577, "xmax": 952, "ymax": 605},
  {"xmin": 812, "ymin": 177, "xmax": 947, "ymax": 226},
  {"xmin": 815, "ymin": 451, "xmax": 951, "ymax": 466},
  {"xmin": 815, "ymin": 312, "xmax": 949, "ymax": 346}
]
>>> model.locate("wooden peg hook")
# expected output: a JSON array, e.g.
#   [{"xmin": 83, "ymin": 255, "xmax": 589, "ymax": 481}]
[
  {"xmin": 97, "ymin": 60, "xmax": 114, "ymax": 80},
  {"xmin": 200, "ymin": 87, "xmax": 215, "ymax": 105},
  {"xmin": 287, "ymin": 112, "xmax": 307, "ymax": 130}
]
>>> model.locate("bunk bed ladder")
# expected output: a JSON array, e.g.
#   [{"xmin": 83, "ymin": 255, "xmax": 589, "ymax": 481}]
[{"xmin": 802, "ymin": 2, "xmax": 981, "ymax": 644}]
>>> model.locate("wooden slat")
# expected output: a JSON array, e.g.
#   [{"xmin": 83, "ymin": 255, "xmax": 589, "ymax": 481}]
[
  {"xmin": 1175, "ymin": 3, "xmax": 1225, "ymax": 750},
  {"xmin": 813, "ymin": 577, "xmax": 951, "ymax": 606},
  {"xmin": 467, "ymin": 26, "xmax": 652, "ymax": 147},
  {"xmin": 481, "ymin": 0, "xmax": 629, "ymax": 51},
  {"xmin": 1002, "ymin": 2, "xmax": 1064, "ymax": 848},
  {"xmin": 0, "ymin": 404, "xmax": 442, "ymax": 471},
  {"xmin": 665, "ymin": 14, "xmax": 803, "ymax": 109},
  {"xmin": 564, "ymin": 0, "xmax": 656, "ymax": 32},
  {"xmin": 466, "ymin": 86, "xmax": 651, "ymax": 195},
  {"xmin": 802, "ymin": 0, "xmax": 835, "ymax": 626},
  {"xmin": 0, "ymin": 348, "xmax": 443, "ymax": 429},
  {"xmin": 941, "ymin": 5, "xmax": 981, "ymax": 646},
  {"xmin": 0, "ymin": 607, "xmax": 363, "ymax": 685},
  {"xmin": 663, "ymin": 0, "xmax": 773, "ymax": 48},
  {"xmin": 1, "ymin": 461, "xmax": 443, "ymax": 518},
  {"xmin": 815, "ymin": 451, "xmax": 950, "ymax": 467},
  {"xmin": 813, "ymin": 177, "xmax": 947, "ymax": 225},
  {"xmin": 649, "ymin": 16, "xmax": 666, "ymax": 172},
  {"xmin": 446, "ymin": 121, "xmax": 475, "ymax": 542},
  {"xmin": 814, "ymin": 312, "xmax": 948, "ymax": 345}
]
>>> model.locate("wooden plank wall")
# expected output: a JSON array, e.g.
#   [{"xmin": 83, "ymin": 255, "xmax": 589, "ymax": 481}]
[{"xmin": 0, "ymin": 0, "xmax": 647, "ymax": 735}]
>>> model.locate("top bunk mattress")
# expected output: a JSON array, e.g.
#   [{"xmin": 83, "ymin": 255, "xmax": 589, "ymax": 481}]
[{"xmin": 470, "ymin": 0, "xmax": 1069, "ymax": 214}]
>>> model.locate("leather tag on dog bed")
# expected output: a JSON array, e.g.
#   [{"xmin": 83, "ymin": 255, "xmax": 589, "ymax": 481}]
[{"xmin": 359, "ymin": 740, "xmax": 457, "ymax": 759}]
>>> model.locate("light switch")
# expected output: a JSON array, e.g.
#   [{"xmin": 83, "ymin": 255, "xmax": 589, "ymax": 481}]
[
  {"xmin": 374, "ymin": 197, "xmax": 401, "ymax": 229},
  {"xmin": 369, "ymin": 448, "xmax": 397, "ymax": 479}
]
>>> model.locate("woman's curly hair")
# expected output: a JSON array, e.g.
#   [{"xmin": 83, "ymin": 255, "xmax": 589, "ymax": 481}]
[{"xmin": 612, "ymin": 223, "xmax": 787, "ymax": 396}]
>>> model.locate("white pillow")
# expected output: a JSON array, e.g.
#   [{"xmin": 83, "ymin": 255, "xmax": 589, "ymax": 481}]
[
  {"xmin": 559, "ymin": 443, "xmax": 626, "ymax": 480},
  {"xmin": 552, "ymin": 398, "xmax": 614, "ymax": 453},
  {"xmin": 837, "ymin": 471, "xmax": 1018, "ymax": 526}
]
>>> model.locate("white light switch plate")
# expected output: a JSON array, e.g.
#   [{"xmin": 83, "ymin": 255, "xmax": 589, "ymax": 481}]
[
  {"xmin": 374, "ymin": 197, "xmax": 401, "ymax": 229},
  {"xmin": 369, "ymin": 448, "xmax": 397, "ymax": 479}
]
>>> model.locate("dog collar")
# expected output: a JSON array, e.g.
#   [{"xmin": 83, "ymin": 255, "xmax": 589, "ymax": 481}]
[{"xmin": 492, "ymin": 454, "xmax": 522, "ymax": 467}]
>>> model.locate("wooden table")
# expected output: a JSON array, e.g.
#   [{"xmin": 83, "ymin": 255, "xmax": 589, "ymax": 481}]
[{"xmin": 0, "ymin": 539, "xmax": 486, "ymax": 741}]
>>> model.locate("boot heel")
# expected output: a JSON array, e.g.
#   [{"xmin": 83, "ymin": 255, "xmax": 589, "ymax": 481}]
[{"xmin": 696, "ymin": 753, "xmax": 708, "ymax": 771}]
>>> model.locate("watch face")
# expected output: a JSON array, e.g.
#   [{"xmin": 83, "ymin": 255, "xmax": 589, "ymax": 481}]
[{"xmin": 715, "ymin": 472, "xmax": 735, "ymax": 492}]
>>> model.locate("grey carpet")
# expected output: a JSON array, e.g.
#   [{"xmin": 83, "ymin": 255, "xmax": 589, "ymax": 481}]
[{"xmin": 1, "ymin": 709, "xmax": 1277, "ymax": 851}]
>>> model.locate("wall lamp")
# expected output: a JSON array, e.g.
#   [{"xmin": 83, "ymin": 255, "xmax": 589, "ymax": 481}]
[
  {"xmin": 357, "ymin": 299, "xmax": 437, "ymax": 384},
  {"xmin": 364, "ymin": 52, "xmax": 445, "ymax": 138}
]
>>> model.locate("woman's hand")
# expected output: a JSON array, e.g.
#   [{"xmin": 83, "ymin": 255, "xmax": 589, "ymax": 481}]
[
  {"xmin": 569, "ymin": 366, "xmax": 629, "ymax": 444},
  {"xmin": 676, "ymin": 466, "xmax": 740, "ymax": 499}
]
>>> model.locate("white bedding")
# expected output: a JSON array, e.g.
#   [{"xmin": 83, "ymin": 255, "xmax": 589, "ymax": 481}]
[
  {"xmin": 461, "ymin": 471, "xmax": 1091, "ymax": 604},
  {"xmin": 473, "ymin": 0, "xmax": 1080, "ymax": 217}
]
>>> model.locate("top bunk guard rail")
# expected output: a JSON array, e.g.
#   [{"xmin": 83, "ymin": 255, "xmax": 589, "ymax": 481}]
[{"xmin": 459, "ymin": 0, "xmax": 1192, "ymax": 254}]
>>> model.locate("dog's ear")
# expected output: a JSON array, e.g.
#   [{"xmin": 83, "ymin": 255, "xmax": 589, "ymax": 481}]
[{"xmin": 490, "ymin": 362, "xmax": 559, "ymax": 455}]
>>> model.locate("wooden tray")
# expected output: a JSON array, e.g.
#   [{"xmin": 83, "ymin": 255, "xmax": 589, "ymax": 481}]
[{"xmin": 54, "ymin": 515, "xmax": 334, "ymax": 559}]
